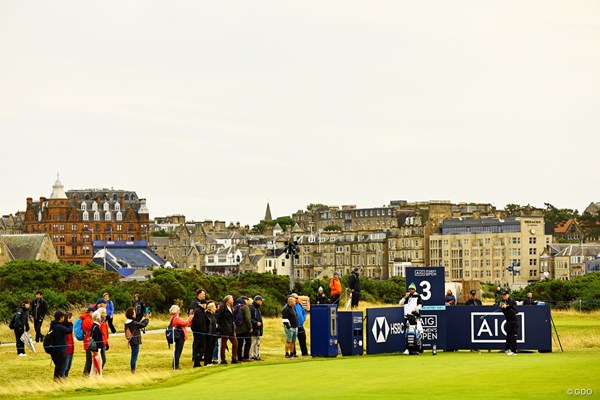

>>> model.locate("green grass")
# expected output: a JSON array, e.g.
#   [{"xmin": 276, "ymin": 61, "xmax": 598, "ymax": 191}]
[{"xmin": 0, "ymin": 306, "xmax": 598, "ymax": 399}]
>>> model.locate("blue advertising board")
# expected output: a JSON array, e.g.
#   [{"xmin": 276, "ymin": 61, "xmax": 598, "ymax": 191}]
[
  {"xmin": 419, "ymin": 306, "xmax": 446, "ymax": 350},
  {"xmin": 445, "ymin": 305, "xmax": 552, "ymax": 352},
  {"xmin": 366, "ymin": 307, "xmax": 406, "ymax": 355},
  {"xmin": 405, "ymin": 266, "xmax": 445, "ymax": 306}
]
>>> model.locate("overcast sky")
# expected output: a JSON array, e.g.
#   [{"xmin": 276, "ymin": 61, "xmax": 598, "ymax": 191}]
[{"xmin": 1, "ymin": 1, "xmax": 598, "ymax": 226}]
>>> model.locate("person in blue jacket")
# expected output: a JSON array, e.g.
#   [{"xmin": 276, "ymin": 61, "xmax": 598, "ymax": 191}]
[
  {"xmin": 291, "ymin": 293, "xmax": 308, "ymax": 357},
  {"xmin": 49, "ymin": 310, "xmax": 74, "ymax": 381},
  {"xmin": 99, "ymin": 293, "xmax": 117, "ymax": 334}
]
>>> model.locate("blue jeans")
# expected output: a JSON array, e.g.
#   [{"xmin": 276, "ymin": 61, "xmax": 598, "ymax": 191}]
[
  {"xmin": 130, "ymin": 344, "xmax": 140, "ymax": 371},
  {"xmin": 59, "ymin": 353, "xmax": 73, "ymax": 377}
]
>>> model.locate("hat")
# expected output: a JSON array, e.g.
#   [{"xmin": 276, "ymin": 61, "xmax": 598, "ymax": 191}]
[
  {"xmin": 254, "ymin": 295, "xmax": 264, "ymax": 301},
  {"xmin": 501, "ymin": 290, "xmax": 509, "ymax": 295},
  {"xmin": 318, "ymin": 286, "xmax": 323, "ymax": 292},
  {"xmin": 333, "ymin": 271, "xmax": 339, "ymax": 275},
  {"xmin": 96, "ymin": 298, "xmax": 107, "ymax": 305},
  {"xmin": 353, "ymin": 267, "xmax": 359, "ymax": 272},
  {"xmin": 86, "ymin": 306, "xmax": 96, "ymax": 312},
  {"xmin": 470, "ymin": 290, "xmax": 477, "ymax": 295},
  {"xmin": 408, "ymin": 282, "xmax": 417, "ymax": 290}
]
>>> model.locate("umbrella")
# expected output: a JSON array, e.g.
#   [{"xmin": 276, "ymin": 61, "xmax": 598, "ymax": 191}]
[
  {"xmin": 91, "ymin": 351, "xmax": 103, "ymax": 377},
  {"xmin": 20, "ymin": 331, "xmax": 36, "ymax": 355}
]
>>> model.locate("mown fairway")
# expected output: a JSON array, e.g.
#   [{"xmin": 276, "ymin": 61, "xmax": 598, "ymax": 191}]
[{"xmin": 0, "ymin": 308, "xmax": 598, "ymax": 399}]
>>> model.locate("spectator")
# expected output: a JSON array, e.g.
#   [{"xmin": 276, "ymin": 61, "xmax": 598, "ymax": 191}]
[
  {"xmin": 101, "ymin": 293, "xmax": 117, "ymax": 334},
  {"xmin": 81, "ymin": 306, "xmax": 95, "ymax": 376},
  {"xmin": 169, "ymin": 304, "xmax": 194, "ymax": 370},
  {"xmin": 445, "ymin": 290, "xmax": 457, "ymax": 306},
  {"xmin": 282, "ymin": 296, "xmax": 298, "ymax": 359},
  {"xmin": 124, "ymin": 306, "xmax": 150, "ymax": 374},
  {"xmin": 90, "ymin": 309, "xmax": 105, "ymax": 376},
  {"xmin": 249, "ymin": 295, "xmax": 264, "ymax": 361},
  {"xmin": 348, "ymin": 267, "xmax": 362, "ymax": 309},
  {"xmin": 59, "ymin": 312, "xmax": 75, "ymax": 378},
  {"xmin": 465, "ymin": 290, "xmax": 483, "ymax": 306},
  {"xmin": 94, "ymin": 307, "xmax": 109, "ymax": 369},
  {"xmin": 216, "ymin": 295, "xmax": 239, "ymax": 365},
  {"xmin": 523, "ymin": 292, "xmax": 538, "ymax": 306},
  {"xmin": 11, "ymin": 300, "xmax": 30, "ymax": 356},
  {"xmin": 236, "ymin": 297, "xmax": 253, "ymax": 362},
  {"xmin": 189, "ymin": 289, "xmax": 207, "ymax": 367},
  {"xmin": 499, "ymin": 291, "xmax": 519, "ymax": 356},
  {"xmin": 329, "ymin": 272, "xmax": 342, "ymax": 306},
  {"xmin": 31, "ymin": 291, "xmax": 48, "ymax": 343},
  {"xmin": 291, "ymin": 293, "xmax": 308, "ymax": 357},
  {"xmin": 315, "ymin": 286, "xmax": 328, "ymax": 304},
  {"xmin": 132, "ymin": 294, "xmax": 146, "ymax": 322},
  {"xmin": 49, "ymin": 310, "xmax": 73, "ymax": 381},
  {"xmin": 204, "ymin": 301, "xmax": 218, "ymax": 366}
]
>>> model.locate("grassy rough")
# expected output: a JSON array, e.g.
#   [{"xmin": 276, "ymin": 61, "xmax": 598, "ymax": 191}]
[{"xmin": 0, "ymin": 306, "xmax": 597, "ymax": 399}]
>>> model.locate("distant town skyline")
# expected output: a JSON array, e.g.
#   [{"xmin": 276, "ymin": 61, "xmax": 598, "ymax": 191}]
[{"xmin": 1, "ymin": 1, "xmax": 598, "ymax": 225}]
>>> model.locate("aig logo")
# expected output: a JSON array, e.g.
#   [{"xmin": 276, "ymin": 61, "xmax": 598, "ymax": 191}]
[{"xmin": 470, "ymin": 313, "xmax": 525, "ymax": 343}]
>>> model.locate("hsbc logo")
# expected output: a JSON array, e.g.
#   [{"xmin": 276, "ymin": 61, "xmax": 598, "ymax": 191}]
[
  {"xmin": 471, "ymin": 313, "xmax": 525, "ymax": 343},
  {"xmin": 371, "ymin": 316, "xmax": 404, "ymax": 343},
  {"xmin": 372, "ymin": 317, "xmax": 389, "ymax": 343}
]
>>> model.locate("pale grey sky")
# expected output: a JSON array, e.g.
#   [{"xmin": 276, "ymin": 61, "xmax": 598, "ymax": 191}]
[{"xmin": 1, "ymin": 1, "xmax": 599, "ymax": 225}]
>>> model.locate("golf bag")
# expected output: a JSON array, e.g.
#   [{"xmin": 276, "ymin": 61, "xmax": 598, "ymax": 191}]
[{"xmin": 405, "ymin": 313, "xmax": 423, "ymax": 355}]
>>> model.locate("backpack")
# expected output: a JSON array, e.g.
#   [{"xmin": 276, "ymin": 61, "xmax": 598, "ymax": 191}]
[
  {"xmin": 233, "ymin": 304, "xmax": 245, "ymax": 327},
  {"xmin": 125, "ymin": 324, "xmax": 134, "ymax": 347},
  {"xmin": 43, "ymin": 329, "xmax": 55, "ymax": 355},
  {"xmin": 74, "ymin": 317, "xmax": 85, "ymax": 341},
  {"xmin": 165, "ymin": 318, "xmax": 183, "ymax": 348},
  {"xmin": 9, "ymin": 311, "xmax": 23, "ymax": 331}
]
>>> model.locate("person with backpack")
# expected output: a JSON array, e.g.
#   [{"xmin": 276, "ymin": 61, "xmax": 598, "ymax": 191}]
[
  {"xmin": 59, "ymin": 312, "xmax": 75, "ymax": 378},
  {"xmin": 291, "ymin": 293, "xmax": 308, "ymax": 357},
  {"xmin": 249, "ymin": 295, "xmax": 264, "ymax": 361},
  {"xmin": 80, "ymin": 306, "xmax": 95, "ymax": 376},
  {"xmin": 124, "ymin": 306, "xmax": 150, "ymax": 374},
  {"xmin": 216, "ymin": 295, "xmax": 238, "ymax": 365},
  {"xmin": 168, "ymin": 304, "xmax": 194, "ymax": 370},
  {"xmin": 89, "ymin": 309, "xmax": 106, "ymax": 376},
  {"xmin": 10, "ymin": 300, "xmax": 30, "ymax": 356},
  {"xmin": 48, "ymin": 310, "xmax": 73, "ymax": 381},
  {"xmin": 235, "ymin": 296, "xmax": 253, "ymax": 362},
  {"xmin": 31, "ymin": 291, "xmax": 48, "ymax": 343}
]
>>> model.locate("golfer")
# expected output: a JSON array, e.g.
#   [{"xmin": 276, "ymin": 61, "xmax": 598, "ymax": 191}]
[{"xmin": 499, "ymin": 291, "xmax": 519, "ymax": 356}]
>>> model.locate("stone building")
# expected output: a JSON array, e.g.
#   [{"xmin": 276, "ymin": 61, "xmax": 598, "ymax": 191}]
[
  {"xmin": 0, "ymin": 234, "xmax": 59, "ymax": 265},
  {"xmin": 22, "ymin": 177, "xmax": 150, "ymax": 265}
]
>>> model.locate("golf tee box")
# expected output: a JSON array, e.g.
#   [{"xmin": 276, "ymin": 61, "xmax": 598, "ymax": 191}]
[{"xmin": 310, "ymin": 304, "xmax": 338, "ymax": 357}]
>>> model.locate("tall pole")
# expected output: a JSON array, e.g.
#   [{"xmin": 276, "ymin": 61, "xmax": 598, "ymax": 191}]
[{"xmin": 290, "ymin": 252, "xmax": 295, "ymax": 292}]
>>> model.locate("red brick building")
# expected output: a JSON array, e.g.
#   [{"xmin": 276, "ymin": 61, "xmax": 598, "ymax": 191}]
[{"xmin": 23, "ymin": 177, "xmax": 150, "ymax": 265}]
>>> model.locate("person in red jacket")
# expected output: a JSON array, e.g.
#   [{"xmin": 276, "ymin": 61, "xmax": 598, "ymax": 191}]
[
  {"xmin": 169, "ymin": 305, "xmax": 194, "ymax": 370},
  {"xmin": 81, "ymin": 306, "xmax": 95, "ymax": 376}
]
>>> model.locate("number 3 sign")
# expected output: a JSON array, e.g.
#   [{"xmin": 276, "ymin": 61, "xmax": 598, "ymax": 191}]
[{"xmin": 405, "ymin": 267, "xmax": 445, "ymax": 306}]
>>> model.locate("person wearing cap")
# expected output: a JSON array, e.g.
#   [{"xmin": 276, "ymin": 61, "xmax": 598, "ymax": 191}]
[
  {"xmin": 81, "ymin": 306, "xmax": 96, "ymax": 376},
  {"xmin": 329, "ymin": 272, "xmax": 342, "ymax": 307},
  {"xmin": 132, "ymin": 294, "xmax": 146, "ymax": 323},
  {"xmin": 315, "ymin": 286, "xmax": 328, "ymax": 305},
  {"xmin": 465, "ymin": 290, "xmax": 482, "ymax": 306},
  {"xmin": 348, "ymin": 267, "xmax": 362, "ymax": 309},
  {"xmin": 249, "ymin": 295, "xmax": 264, "ymax": 360},
  {"xmin": 291, "ymin": 293, "xmax": 308, "ymax": 357},
  {"xmin": 236, "ymin": 296, "xmax": 253, "ymax": 362},
  {"xmin": 499, "ymin": 291, "xmax": 519, "ymax": 356},
  {"xmin": 399, "ymin": 282, "xmax": 424, "ymax": 355},
  {"xmin": 189, "ymin": 289, "xmax": 207, "ymax": 367}
]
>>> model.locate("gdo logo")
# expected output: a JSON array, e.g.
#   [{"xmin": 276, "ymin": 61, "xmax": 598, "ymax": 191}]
[{"xmin": 567, "ymin": 388, "xmax": 593, "ymax": 396}]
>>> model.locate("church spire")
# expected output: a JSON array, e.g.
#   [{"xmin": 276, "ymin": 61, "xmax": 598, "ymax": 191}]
[{"xmin": 264, "ymin": 202, "xmax": 272, "ymax": 222}]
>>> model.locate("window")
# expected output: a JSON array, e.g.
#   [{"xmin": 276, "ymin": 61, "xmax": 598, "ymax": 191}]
[
  {"xmin": 529, "ymin": 259, "xmax": 537, "ymax": 266},
  {"xmin": 94, "ymin": 212, "xmax": 100, "ymax": 221},
  {"xmin": 529, "ymin": 248, "xmax": 537, "ymax": 255},
  {"xmin": 105, "ymin": 212, "xmax": 111, "ymax": 221},
  {"xmin": 81, "ymin": 203, "xmax": 87, "ymax": 211},
  {"xmin": 92, "ymin": 202, "xmax": 98, "ymax": 211},
  {"xmin": 103, "ymin": 202, "xmax": 110, "ymax": 211},
  {"xmin": 82, "ymin": 211, "xmax": 89, "ymax": 221},
  {"xmin": 117, "ymin": 224, "xmax": 122, "ymax": 231},
  {"xmin": 529, "ymin": 237, "xmax": 537, "ymax": 244},
  {"xmin": 115, "ymin": 202, "xmax": 121, "ymax": 211}
]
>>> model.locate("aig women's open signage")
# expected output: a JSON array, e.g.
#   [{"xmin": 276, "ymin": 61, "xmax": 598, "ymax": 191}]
[{"xmin": 405, "ymin": 266, "xmax": 445, "ymax": 306}]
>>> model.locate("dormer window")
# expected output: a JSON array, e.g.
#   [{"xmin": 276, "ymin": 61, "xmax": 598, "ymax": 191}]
[
  {"xmin": 82, "ymin": 211, "xmax": 89, "ymax": 221},
  {"xmin": 103, "ymin": 202, "xmax": 110, "ymax": 211},
  {"xmin": 105, "ymin": 212, "xmax": 112, "ymax": 221},
  {"xmin": 93, "ymin": 211, "xmax": 100, "ymax": 221},
  {"xmin": 114, "ymin": 203, "xmax": 121, "ymax": 211},
  {"xmin": 116, "ymin": 211, "xmax": 122, "ymax": 221},
  {"xmin": 92, "ymin": 202, "xmax": 98, "ymax": 211},
  {"xmin": 81, "ymin": 202, "xmax": 87, "ymax": 211}
]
